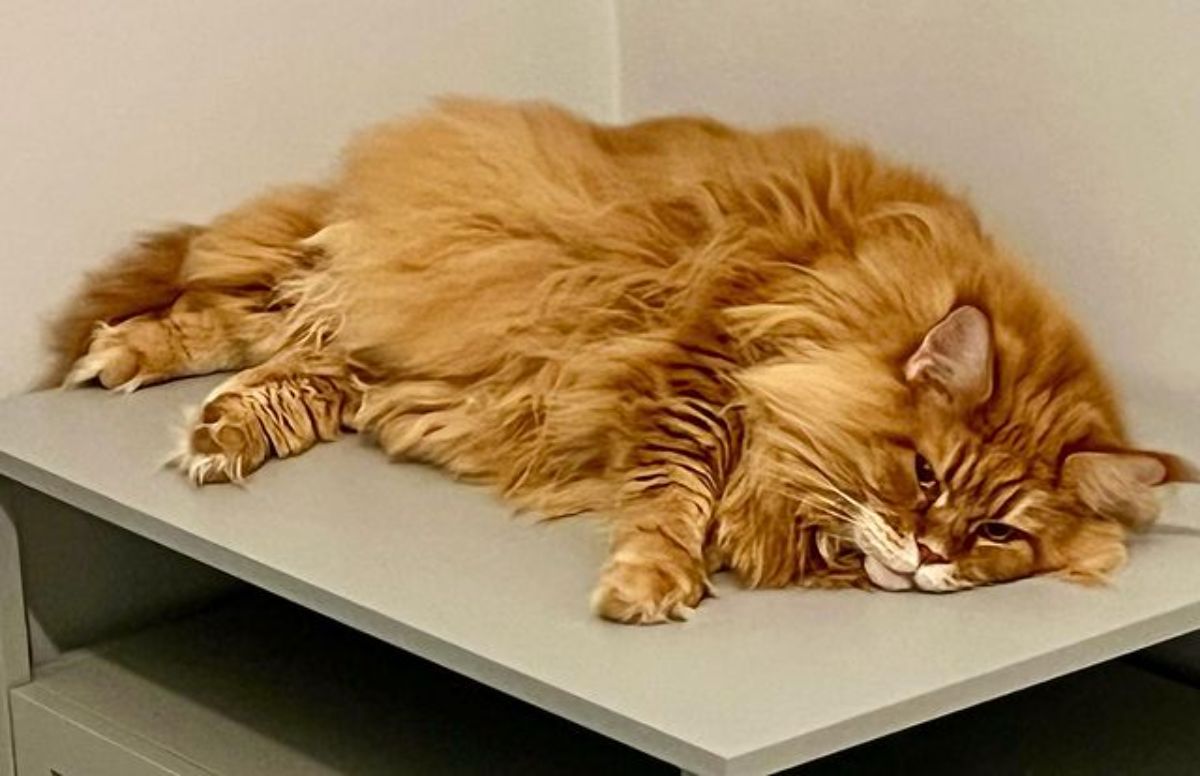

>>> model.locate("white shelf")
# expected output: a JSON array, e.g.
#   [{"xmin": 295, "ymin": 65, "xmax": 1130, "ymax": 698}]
[{"xmin": 1, "ymin": 377, "xmax": 1198, "ymax": 775}]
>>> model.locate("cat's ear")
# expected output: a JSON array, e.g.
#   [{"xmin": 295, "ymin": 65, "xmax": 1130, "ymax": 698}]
[
  {"xmin": 904, "ymin": 305, "xmax": 993, "ymax": 409},
  {"xmin": 1062, "ymin": 450, "xmax": 1199, "ymax": 527}
]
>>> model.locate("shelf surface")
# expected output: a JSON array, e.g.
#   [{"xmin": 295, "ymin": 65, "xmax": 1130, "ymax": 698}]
[{"xmin": 1, "ymin": 377, "xmax": 1198, "ymax": 775}]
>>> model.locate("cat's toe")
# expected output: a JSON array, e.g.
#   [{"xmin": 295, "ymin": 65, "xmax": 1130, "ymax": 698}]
[
  {"xmin": 591, "ymin": 558, "xmax": 706, "ymax": 625},
  {"xmin": 174, "ymin": 396, "xmax": 269, "ymax": 485}
]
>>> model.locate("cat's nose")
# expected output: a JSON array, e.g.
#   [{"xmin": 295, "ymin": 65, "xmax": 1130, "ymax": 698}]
[{"xmin": 918, "ymin": 542, "xmax": 947, "ymax": 565}]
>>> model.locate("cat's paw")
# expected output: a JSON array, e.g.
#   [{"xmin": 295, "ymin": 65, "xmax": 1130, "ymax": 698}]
[
  {"xmin": 175, "ymin": 394, "xmax": 270, "ymax": 485},
  {"xmin": 64, "ymin": 320, "xmax": 171, "ymax": 392},
  {"xmin": 591, "ymin": 555, "xmax": 708, "ymax": 624}
]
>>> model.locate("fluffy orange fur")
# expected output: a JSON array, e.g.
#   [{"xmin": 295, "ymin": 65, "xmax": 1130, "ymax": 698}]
[{"xmin": 50, "ymin": 99, "xmax": 1194, "ymax": 622}]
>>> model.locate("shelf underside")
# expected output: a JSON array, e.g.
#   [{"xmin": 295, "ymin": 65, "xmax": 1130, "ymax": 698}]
[{"xmin": 12, "ymin": 591, "xmax": 1200, "ymax": 775}]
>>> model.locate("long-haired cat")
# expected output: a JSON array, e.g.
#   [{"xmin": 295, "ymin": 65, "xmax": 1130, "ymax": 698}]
[{"xmin": 48, "ymin": 99, "xmax": 1194, "ymax": 623}]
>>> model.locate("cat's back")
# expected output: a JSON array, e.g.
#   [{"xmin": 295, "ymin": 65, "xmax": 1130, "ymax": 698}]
[{"xmin": 337, "ymin": 98, "xmax": 865, "ymax": 212}]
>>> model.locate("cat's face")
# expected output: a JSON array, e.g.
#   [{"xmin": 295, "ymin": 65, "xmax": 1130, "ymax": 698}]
[
  {"xmin": 854, "ymin": 421, "xmax": 1152, "ymax": 593},
  {"xmin": 794, "ymin": 306, "xmax": 1189, "ymax": 592}
]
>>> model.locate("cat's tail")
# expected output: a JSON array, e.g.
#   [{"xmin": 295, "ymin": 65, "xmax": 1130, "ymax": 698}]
[
  {"xmin": 40, "ymin": 225, "xmax": 200, "ymax": 388},
  {"xmin": 40, "ymin": 185, "xmax": 333, "ymax": 390}
]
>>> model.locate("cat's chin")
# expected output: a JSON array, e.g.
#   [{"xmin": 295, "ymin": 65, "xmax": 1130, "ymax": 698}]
[{"xmin": 864, "ymin": 555, "xmax": 915, "ymax": 592}]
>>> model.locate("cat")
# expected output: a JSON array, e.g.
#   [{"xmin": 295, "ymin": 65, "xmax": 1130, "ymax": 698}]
[{"xmin": 47, "ymin": 98, "xmax": 1194, "ymax": 624}]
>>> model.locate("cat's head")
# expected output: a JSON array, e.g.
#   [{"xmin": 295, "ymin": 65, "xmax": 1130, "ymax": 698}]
[
  {"xmin": 737, "ymin": 304, "xmax": 1195, "ymax": 592},
  {"xmin": 856, "ymin": 305, "xmax": 1195, "ymax": 591}
]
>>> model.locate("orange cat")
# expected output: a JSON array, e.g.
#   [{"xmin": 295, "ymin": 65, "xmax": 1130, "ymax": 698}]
[{"xmin": 48, "ymin": 99, "xmax": 1194, "ymax": 623}]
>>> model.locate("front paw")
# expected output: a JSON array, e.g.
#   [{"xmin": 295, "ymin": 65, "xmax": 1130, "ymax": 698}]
[
  {"xmin": 591, "ymin": 555, "xmax": 708, "ymax": 625},
  {"xmin": 174, "ymin": 394, "xmax": 270, "ymax": 485}
]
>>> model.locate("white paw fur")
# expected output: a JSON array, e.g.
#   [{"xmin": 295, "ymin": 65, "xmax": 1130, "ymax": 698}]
[
  {"xmin": 63, "ymin": 323, "xmax": 147, "ymax": 392},
  {"xmin": 590, "ymin": 556, "xmax": 706, "ymax": 625}
]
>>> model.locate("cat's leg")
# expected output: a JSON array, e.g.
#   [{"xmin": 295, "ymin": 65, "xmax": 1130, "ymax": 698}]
[
  {"xmin": 51, "ymin": 186, "xmax": 329, "ymax": 390},
  {"xmin": 591, "ymin": 397, "xmax": 740, "ymax": 624},
  {"xmin": 64, "ymin": 292, "xmax": 286, "ymax": 391},
  {"xmin": 178, "ymin": 347, "xmax": 359, "ymax": 484}
]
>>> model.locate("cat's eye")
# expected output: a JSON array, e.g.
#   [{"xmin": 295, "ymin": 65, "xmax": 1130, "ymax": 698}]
[
  {"xmin": 914, "ymin": 453, "xmax": 939, "ymax": 492},
  {"xmin": 977, "ymin": 521, "xmax": 1018, "ymax": 543}
]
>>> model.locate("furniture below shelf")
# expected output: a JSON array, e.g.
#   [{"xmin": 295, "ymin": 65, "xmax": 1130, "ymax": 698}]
[
  {"xmin": 11, "ymin": 591, "xmax": 666, "ymax": 776},
  {"xmin": 9, "ymin": 587, "xmax": 1200, "ymax": 776}
]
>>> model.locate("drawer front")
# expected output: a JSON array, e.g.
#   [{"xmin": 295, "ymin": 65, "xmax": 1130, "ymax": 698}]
[{"xmin": 11, "ymin": 687, "xmax": 206, "ymax": 776}]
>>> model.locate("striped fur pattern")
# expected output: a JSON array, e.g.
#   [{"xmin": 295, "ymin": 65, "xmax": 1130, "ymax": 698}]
[{"xmin": 50, "ymin": 100, "xmax": 1193, "ymax": 622}]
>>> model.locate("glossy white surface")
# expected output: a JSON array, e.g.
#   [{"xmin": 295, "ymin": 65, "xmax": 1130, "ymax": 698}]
[{"xmin": 0, "ymin": 378, "xmax": 1197, "ymax": 775}]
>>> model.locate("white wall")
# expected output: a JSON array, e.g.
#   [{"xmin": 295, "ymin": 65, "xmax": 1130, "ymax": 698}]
[
  {"xmin": 5, "ymin": 1, "xmax": 1197, "ymax": 402},
  {"xmin": 0, "ymin": 0, "xmax": 616, "ymax": 395},
  {"xmin": 618, "ymin": 0, "xmax": 1200, "ymax": 401}
]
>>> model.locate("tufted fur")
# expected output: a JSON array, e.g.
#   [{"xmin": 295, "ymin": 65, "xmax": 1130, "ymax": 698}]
[{"xmin": 50, "ymin": 99, "xmax": 1194, "ymax": 622}]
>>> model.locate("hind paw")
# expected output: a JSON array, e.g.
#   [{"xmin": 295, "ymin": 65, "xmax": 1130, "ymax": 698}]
[{"xmin": 64, "ymin": 321, "xmax": 171, "ymax": 391}]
